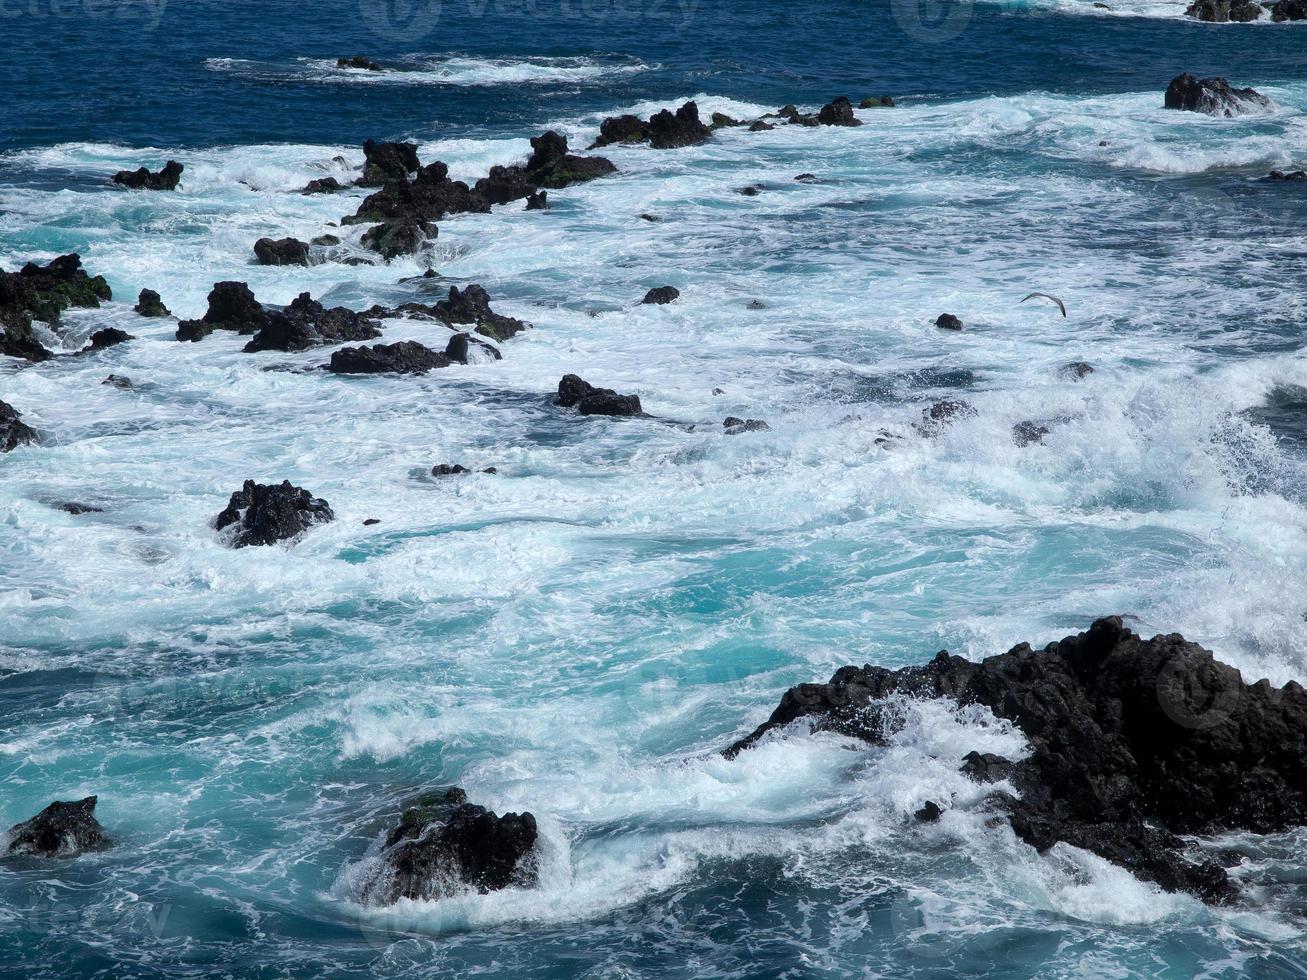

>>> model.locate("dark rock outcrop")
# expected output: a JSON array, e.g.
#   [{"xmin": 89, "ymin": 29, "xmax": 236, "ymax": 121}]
[
  {"xmin": 111, "ymin": 160, "xmax": 183, "ymax": 190},
  {"xmin": 432, "ymin": 463, "xmax": 498, "ymax": 476},
  {"xmin": 935, "ymin": 313, "xmax": 963, "ymax": 331},
  {"xmin": 724, "ymin": 416, "xmax": 770, "ymax": 434},
  {"xmin": 641, "ymin": 286, "xmax": 680, "ymax": 305},
  {"xmin": 445, "ymin": 331, "xmax": 502, "ymax": 364},
  {"xmin": 474, "ymin": 164, "xmax": 537, "ymax": 206},
  {"xmin": 253, "ymin": 237, "xmax": 311, "ymax": 266},
  {"xmin": 328, "ymin": 340, "xmax": 451, "ymax": 374},
  {"xmin": 1185, "ymin": 0, "xmax": 1263, "ymax": 19},
  {"xmin": 102, "ymin": 375, "xmax": 134, "ymax": 389},
  {"xmin": 556, "ymin": 374, "xmax": 642, "ymax": 416},
  {"xmin": 524, "ymin": 131, "xmax": 617, "ymax": 190},
  {"xmin": 359, "ymin": 139, "xmax": 421, "ymax": 187},
  {"xmin": 1271, "ymin": 0, "xmax": 1307, "ymax": 18},
  {"xmin": 1164, "ymin": 73, "xmax": 1270, "ymax": 117},
  {"xmin": 435, "ymin": 285, "xmax": 527, "ymax": 341},
  {"xmin": 5, "ymin": 797, "xmax": 108, "ymax": 856},
  {"xmin": 592, "ymin": 101, "xmax": 711, "ymax": 150},
  {"xmin": 338, "ymin": 55, "xmax": 384, "ymax": 71},
  {"xmin": 1268, "ymin": 169, "xmax": 1307, "ymax": 181},
  {"xmin": 242, "ymin": 293, "xmax": 382, "ymax": 353},
  {"xmin": 0, "ymin": 400, "xmax": 39, "ymax": 453},
  {"xmin": 725, "ymin": 617, "xmax": 1307, "ymax": 904},
  {"xmin": 818, "ymin": 96, "xmax": 863, "ymax": 126},
  {"xmin": 356, "ymin": 788, "xmax": 538, "ymax": 906},
  {"xmin": 350, "ymin": 160, "xmax": 489, "ymax": 226},
  {"xmin": 859, "ymin": 96, "xmax": 895, "ymax": 108},
  {"xmin": 1061, "ymin": 361, "xmax": 1095, "ymax": 380},
  {"xmin": 917, "ymin": 399, "xmax": 976, "ymax": 434},
  {"xmin": 361, "ymin": 218, "xmax": 436, "ymax": 259},
  {"xmin": 1, "ymin": 254, "xmax": 112, "ymax": 361},
  {"xmin": 134, "ymin": 288, "xmax": 170, "ymax": 317},
  {"xmin": 301, "ymin": 176, "xmax": 347, "ymax": 195},
  {"xmin": 83, "ymin": 328, "xmax": 134, "ymax": 351},
  {"xmin": 525, "ymin": 190, "xmax": 549, "ymax": 211},
  {"xmin": 214, "ymin": 479, "xmax": 334, "ymax": 547},
  {"xmin": 176, "ymin": 282, "xmax": 268, "ymax": 342}
]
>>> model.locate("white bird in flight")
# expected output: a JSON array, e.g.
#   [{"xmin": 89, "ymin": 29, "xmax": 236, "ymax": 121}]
[{"xmin": 1021, "ymin": 292, "xmax": 1067, "ymax": 317}]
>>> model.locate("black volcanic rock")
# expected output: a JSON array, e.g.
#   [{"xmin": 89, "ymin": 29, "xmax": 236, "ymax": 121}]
[
  {"xmin": 525, "ymin": 190, "xmax": 549, "ymax": 211},
  {"xmin": 723, "ymin": 416, "xmax": 770, "ymax": 434},
  {"xmin": 111, "ymin": 160, "xmax": 183, "ymax": 190},
  {"xmin": 356, "ymin": 788, "xmax": 538, "ymax": 906},
  {"xmin": 253, "ymin": 237, "xmax": 311, "ymax": 266},
  {"xmin": 641, "ymin": 286, "xmax": 680, "ymax": 305},
  {"xmin": 338, "ymin": 55, "xmax": 384, "ymax": 71},
  {"xmin": 592, "ymin": 101, "xmax": 711, "ymax": 150},
  {"xmin": 1164, "ymin": 73, "xmax": 1270, "ymax": 116},
  {"xmin": 83, "ymin": 327, "xmax": 134, "ymax": 351},
  {"xmin": 1271, "ymin": 0, "xmax": 1307, "ymax": 18},
  {"xmin": 302, "ymin": 176, "xmax": 347, "ymax": 194},
  {"xmin": 358, "ymin": 139, "xmax": 421, "ymax": 187},
  {"xmin": 525, "ymin": 131, "xmax": 617, "ymax": 189},
  {"xmin": 556, "ymin": 374, "xmax": 642, "ymax": 416},
  {"xmin": 2, "ymin": 254, "xmax": 112, "ymax": 361},
  {"xmin": 361, "ymin": 218, "xmax": 436, "ymax": 259},
  {"xmin": 214, "ymin": 479, "xmax": 334, "ymax": 547},
  {"xmin": 935, "ymin": 313, "xmax": 963, "ymax": 331},
  {"xmin": 134, "ymin": 288, "xmax": 170, "ymax": 317},
  {"xmin": 243, "ymin": 293, "xmax": 381, "ymax": 353},
  {"xmin": 6, "ymin": 797, "xmax": 109, "ymax": 856},
  {"xmin": 1185, "ymin": 0, "xmax": 1263, "ymax": 19},
  {"xmin": 473, "ymin": 165, "xmax": 536, "ymax": 206},
  {"xmin": 329, "ymin": 340, "xmax": 451, "ymax": 374},
  {"xmin": 0, "ymin": 400, "xmax": 39, "ymax": 453},
  {"xmin": 817, "ymin": 96, "xmax": 863, "ymax": 126},
  {"xmin": 351, "ymin": 161, "xmax": 489, "ymax": 225},
  {"xmin": 724, "ymin": 617, "xmax": 1307, "ymax": 904},
  {"xmin": 1061, "ymin": 361, "xmax": 1095, "ymax": 380},
  {"xmin": 176, "ymin": 281, "xmax": 268, "ymax": 342},
  {"xmin": 434, "ymin": 285, "xmax": 527, "ymax": 341},
  {"xmin": 445, "ymin": 331, "xmax": 502, "ymax": 364}
]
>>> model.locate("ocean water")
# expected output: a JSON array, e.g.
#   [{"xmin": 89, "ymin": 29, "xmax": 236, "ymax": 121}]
[{"xmin": 2, "ymin": 0, "xmax": 1307, "ymax": 976}]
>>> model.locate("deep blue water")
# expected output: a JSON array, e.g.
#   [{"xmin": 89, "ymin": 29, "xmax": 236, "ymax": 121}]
[{"xmin": 3, "ymin": 0, "xmax": 1307, "ymax": 977}]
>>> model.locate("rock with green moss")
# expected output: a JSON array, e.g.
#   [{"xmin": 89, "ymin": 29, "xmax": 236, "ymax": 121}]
[{"xmin": 0, "ymin": 254, "xmax": 112, "ymax": 361}]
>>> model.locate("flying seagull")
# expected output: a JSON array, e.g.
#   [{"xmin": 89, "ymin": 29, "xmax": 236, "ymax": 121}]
[{"xmin": 1021, "ymin": 292, "xmax": 1067, "ymax": 317}]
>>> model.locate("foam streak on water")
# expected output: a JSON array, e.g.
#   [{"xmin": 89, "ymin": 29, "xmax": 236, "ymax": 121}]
[{"xmin": 2, "ymin": 55, "xmax": 1307, "ymax": 980}]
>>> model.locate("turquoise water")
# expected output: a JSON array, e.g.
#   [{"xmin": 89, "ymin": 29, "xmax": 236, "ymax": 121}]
[{"xmin": 3, "ymin": 0, "xmax": 1307, "ymax": 976}]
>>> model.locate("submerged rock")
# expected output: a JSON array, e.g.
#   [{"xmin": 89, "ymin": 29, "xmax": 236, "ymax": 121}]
[
  {"xmin": 6, "ymin": 797, "xmax": 109, "ymax": 856},
  {"xmin": 338, "ymin": 55, "xmax": 384, "ymax": 71},
  {"xmin": 214, "ymin": 479, "xmax": 334, "ymax": 547},
  {"xmin": 1012, "ymin": 420, "xmax": 1051, "ymax": 447},
  {"xmin": 1061, "ymin": 361, "xmax": 1095, "ymax": 380},
  {"xmin": 725, "ymin": 617, "xmax": 1307, "ymax": 904},
  {"xmin": 1164, "ymin": 73, "xmax": 1270, "ymax": 116},
  {"xmin": 111, "ymin": 160, "xmax": 183, "ymax": 190},
  {"xmin": 723, "ymin": 416, "xmax": 770, "ymax": 434},
  {"xmin": 432, "ymin": 463, "xmax": 497, "ymax": 476},
  {"xmin": 134, "ymin": 288, "xmax": 171, "ymax": 317},
  {"xmin": 1, "ymin": 254, "xmax": 112, "ymax": 361},
  {"xmin": 328, "ymin": 340, "xmax": 451, "ymax": 374},
  {"xmin": 176, "ymin": 281, "xmax": 268, "ymax": 341},
  {"xmin": 434, "ymin": 285, "xmax": 528, "ymax": 341},
  {"xmin": 243, "ymin": 293, "xmax": 381, "ymax": 353},
  {"xmin": 356, "ymin": 788, "xmax": 538, "ymax": 906},
  {"xmin": 253, "ymin": 236, "xmax": 311, "ymax": 266},
  {"xmin": 0, "ymin": 400, "xmax": 39, "ymax": 453},
  {"xmin": 1268, "ymin": 169, "xmax": 1307, "ymax": 181},
  {"xmin": 859, "ymin": 96, "xmax": 895, "ymax": 108},
  {"xmin": 641, "ymin": 286, "xmax": 680, "ymax": 305},
  {"xmin": 102, "ymin": 374, "xmax": 134, "ymax": 389},
  {"xmin": 556, "ymin": 374, "xmax": 643, "ymax": 416}
]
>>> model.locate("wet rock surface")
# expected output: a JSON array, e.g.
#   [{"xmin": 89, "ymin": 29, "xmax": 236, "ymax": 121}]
[{"xmin": 214, "ymin": 479, "xmax": 334, "ymax": 547}]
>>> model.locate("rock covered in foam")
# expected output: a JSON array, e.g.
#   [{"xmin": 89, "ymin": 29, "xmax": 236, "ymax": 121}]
[
  {"xmin": 0, "ymin": 400, "xmax": 39, "ymax": 453},
  {"xmin": 214, "ymin": 479, "xmax": 334, "ymax": 548},
  {"xmin": 1, "ymin": 254, "xmax": 112, "ymax": 361},
  {"xmin": 1164, "ymin": 73, "xmax": 1270, "ymax": 116},
  {"xmin": 354, "ymin": 788, "xmax": 539, "ymax": 906},
  {"xmin": 6, "ymin": 797, "xmax": 109, "ymax": 856},
  {"xmin": 725, "ymin": 616, "xmax": 1307, "ymax": 904}
]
